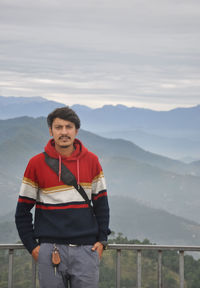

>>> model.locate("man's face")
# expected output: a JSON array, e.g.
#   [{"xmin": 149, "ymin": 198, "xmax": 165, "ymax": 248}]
[{"xmin": 49, "ymin": 118, "xmax": 78, "ymax": 149}]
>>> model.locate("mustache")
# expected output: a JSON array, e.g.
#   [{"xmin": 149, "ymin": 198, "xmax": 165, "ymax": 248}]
[{"xmin": 59, "ymin": 135, "xmax": 71, "ymax": 140}]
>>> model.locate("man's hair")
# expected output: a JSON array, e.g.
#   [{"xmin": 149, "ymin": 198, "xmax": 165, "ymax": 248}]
[{"xmin": 47, "ymin": 107, "xmax": 81, "ymax": 129}]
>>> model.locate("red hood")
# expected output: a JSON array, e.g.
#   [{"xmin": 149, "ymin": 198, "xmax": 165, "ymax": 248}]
[{"xmin": 44, "ymin": 138, "xmax": 88, "ymax": 161}]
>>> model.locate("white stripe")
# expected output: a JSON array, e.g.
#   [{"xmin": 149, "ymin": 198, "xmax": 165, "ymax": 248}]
[
  {"xmin": 38, "ymin": 187, "xmax": 92, "ymax": 204},
  {"xmin": 92, "ymin": 176, "xmax": 106, "ymax": 195},
  {"xmin": 19, "ymin": 182, "xmax": 38, "ymax": 200}
]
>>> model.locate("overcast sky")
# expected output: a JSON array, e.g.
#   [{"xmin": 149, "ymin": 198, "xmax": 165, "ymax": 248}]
[{"xmin": 0, "ymin": 0, "xmax": 200, "ymax": 110}]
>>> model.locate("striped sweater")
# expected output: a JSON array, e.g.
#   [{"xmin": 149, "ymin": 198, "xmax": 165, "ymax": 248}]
[{"xmin": 15, "ymin": 138, "xmax": 110, "ymax": 253}]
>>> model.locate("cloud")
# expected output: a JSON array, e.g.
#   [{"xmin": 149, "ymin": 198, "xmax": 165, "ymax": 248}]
[{"xmin": 0, "ymin": 0, "xmax": 200, "ymax": 110}]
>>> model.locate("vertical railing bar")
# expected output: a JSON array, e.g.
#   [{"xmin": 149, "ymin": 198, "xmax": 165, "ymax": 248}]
[
  {"xmin": 116, "ymin": 249, "xmax": 121, "ymax": 288},
  {"xmin": 179, "ymin": 250, "xmax": 184, "ymax": 288},
  {"xmin": 32, "ymin": 258, "xmax": 37, "ymax": 288},
  {"xmin": 137, "ymin": 249, "xmax": 142, "ymax": 288},
  {"xmin": 8, "ymin": 248, "xmax": 14, "ymax": 288},
  {"xmin": 158, "ymin": 250, "xmax": 162, "ymax": 288}
]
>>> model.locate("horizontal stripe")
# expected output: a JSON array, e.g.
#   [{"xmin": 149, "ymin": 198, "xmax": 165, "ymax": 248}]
[
  {"xmin": 20, "ymin": 183, "xmax": 92, "ymax": 204},
  {"xmin": 79, "ymin": 183, "xmax": 92, "ymax": 189},
  {"xmin": 36, "ymin": 203, "xmax": 89, "ymax": 210},
  {"xmin": 92, "ymin": 176, "xmax": 106, "ymax": 195},
  {"xmin": 19, "ymin": 182, "xmax": 38, "ymax": 200},
  {"xmin": 18, "ymin": 198, "xmax": 35, "ymax": 204},
  {"xmin": 41, "ymin": 183, "xmax": 92, "ymax": 194},
  {"xmin": 92, "ymin": 171, "xmax": 104, "ymax": 182},
  {"xmin": 39, "ymin": 187, "xmax": 91, "ymax": 204},
  {"xmin": 23, "ymin": 177, "xmax": 38, "ymax": 189},
  {"xmin": 93, "ymin": 191, "xmax": 107, "ymax": 201},
  {"xmin": 41, "ymin": 185, "xmax": 72, "ymax": 194},
  {"xmin": 19, "ymin": 179, "xmax": 106, "ymax": 204}
]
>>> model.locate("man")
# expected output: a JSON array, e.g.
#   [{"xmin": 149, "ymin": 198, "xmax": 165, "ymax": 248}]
[{"xmin": 15, "ymin": 107, "xmax": 110, "ymax": 288}]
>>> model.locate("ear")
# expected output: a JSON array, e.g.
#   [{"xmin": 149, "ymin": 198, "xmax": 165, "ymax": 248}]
[
  {"xmin": 49, "ymin": 127, "xmax": 53, "ymax": 137},
  {"xmin": 75, "ymin": 129, "xmax": 79, "ymax": 136}
]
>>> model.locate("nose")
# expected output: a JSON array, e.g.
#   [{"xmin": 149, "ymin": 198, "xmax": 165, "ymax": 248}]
[{"xmin": 61, "ymin": 127, "xmax": 68, "ymax": 134}]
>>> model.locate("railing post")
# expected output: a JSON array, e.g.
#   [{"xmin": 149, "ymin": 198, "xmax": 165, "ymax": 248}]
[
  {"xmin": 32, "ymin": 258, "xmax": 37, "ymax": 288},
  {"xmin": 116, "ymin": 249, "xmax": 121, "ymax": 288},
  {"xmin": 158, "ymin": 250, "xmax": 162, "ymax": 288},
  {"xmin": 179, "ymin": 250, "xmax": 184, "ymax": 288},
  {"xmin": 8, "ymin": 248, "xmax": 14, "ymax": 288},
  {"xmin": 137, "ymin": 249, "xmax": 142, "ymax": 288}
]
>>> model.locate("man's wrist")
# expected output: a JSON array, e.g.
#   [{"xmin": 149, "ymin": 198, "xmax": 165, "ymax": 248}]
[{"xmin": 99, "ymin": 241, "xmax": 108, "ymax": 250}]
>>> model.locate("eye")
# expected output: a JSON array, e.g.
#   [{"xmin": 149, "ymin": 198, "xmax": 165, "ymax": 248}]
[{"xmin": 55, "ymin": 125, "xmax": 62, "ymax": 129}]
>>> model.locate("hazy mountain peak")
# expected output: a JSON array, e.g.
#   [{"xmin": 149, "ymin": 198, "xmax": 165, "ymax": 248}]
[
  {"xmin": 0, "ymin": 96, "xmax": 65, "ymax": 119},
  {"xmin": 71, "ymin": 104, "xmax": 92, "ymax": 111},
  {"xmin": 0, "ymin": 96, "xmax": 45, "ymax": 104}
]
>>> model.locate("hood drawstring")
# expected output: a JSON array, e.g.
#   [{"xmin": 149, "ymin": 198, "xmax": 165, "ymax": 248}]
[
  {"xmin": 59, "ymin": 155, "xmax": 62, "ymax": 182},
  {"xmin": 77, "ymin": 159, "xmax": 80, "ymax": 189}
]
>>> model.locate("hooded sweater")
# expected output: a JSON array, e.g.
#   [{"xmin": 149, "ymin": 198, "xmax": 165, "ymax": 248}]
[{"xmin": 15, "ymin": 138, "xmax": 110, "ymax": 254}]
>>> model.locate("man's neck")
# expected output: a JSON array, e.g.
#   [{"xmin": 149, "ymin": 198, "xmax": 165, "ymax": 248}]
[{"xmin": 55, "ymin": 144, "xmax": 75, "ymax": 157}]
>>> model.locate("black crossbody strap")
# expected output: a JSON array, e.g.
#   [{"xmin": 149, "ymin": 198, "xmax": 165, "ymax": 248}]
[{"xmin": 43, "ymin": 152, "xmax": 92, "ymax": 210}]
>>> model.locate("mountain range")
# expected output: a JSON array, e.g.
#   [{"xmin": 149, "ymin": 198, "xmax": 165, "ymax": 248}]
[
  {"xmin": 1, "ymin": 96, "xmax": 199, "ymax": 131},
  {"xmin": 0, "ymin": 96, "xmax": 199, "ymax": 160},
  {"xmin": 0, "ymin": 116, "xmax": 200, "ymax": 246}
]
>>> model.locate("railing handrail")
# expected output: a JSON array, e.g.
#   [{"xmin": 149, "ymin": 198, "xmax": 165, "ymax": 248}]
[
  {"xmin": 108, "ymin": 243, "xmax": 200, "ymax": 251},
  {"xmin": 1, "ymin": 243, "xmax": 200, "ymax": 251},
  {"xmin": 0, "ymin": 244, "xmax": 24, "ymax": 250}
]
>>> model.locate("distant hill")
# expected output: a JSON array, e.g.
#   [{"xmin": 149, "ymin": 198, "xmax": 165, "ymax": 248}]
[
  {"xmin": 100, "ymin": 129, "xmax": 200, "ymax": 161},
  {"xmin": 0, "ymin": 96, "xmax": 65, "ymax": 119},
  {"xmin": 0, "ymin": 117, "xmax": 200, "ymax": 228},
  {"xmin": 110, "ymin": 196, "xmax": 200, "ymax": 245},
  {"xmin": 72, "ymin": 104, "xmax": 200, "ymax": 160},
  {"xmin": 0, "ymin": 96, "xmax": 199, "ymax": 159},
  {"xmin": 78, "ymin": 129, "xmax": 200, "ymax": 177},
  {"xmin": 72, "ymin": 103, "xmax": 200, "ymax": 131}
]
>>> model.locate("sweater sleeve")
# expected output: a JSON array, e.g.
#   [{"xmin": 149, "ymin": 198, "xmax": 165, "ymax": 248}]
[
  {"xmin": 15, "ymin": 159, "xmax": 39, "ymax": 254},
  {"xmin": 91, "ymin": 158, "xmax": 110, "ymax": 242}
]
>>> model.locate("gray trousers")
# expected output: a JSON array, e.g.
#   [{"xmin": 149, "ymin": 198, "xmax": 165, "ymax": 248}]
[{"xmin": 38, "ymin": 243, "xmax": 100, "ymax": 288}]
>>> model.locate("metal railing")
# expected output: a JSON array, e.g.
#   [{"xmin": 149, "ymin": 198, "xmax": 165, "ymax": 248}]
[{"xmin": 1, "ymin": 243, "xmax": 200, "ymax": 288}]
